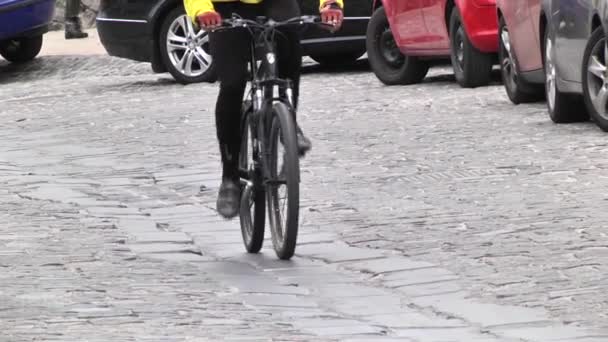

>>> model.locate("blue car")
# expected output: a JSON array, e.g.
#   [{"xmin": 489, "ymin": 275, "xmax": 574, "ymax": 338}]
[{"xmin": 0, "ymin": 0, "xmax": 55, "ymax": 63}]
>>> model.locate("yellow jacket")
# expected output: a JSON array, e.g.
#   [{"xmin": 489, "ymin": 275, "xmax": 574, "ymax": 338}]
[{"xmin": 185, "ymin": 0, "xmax": 344, "ymax": 22}]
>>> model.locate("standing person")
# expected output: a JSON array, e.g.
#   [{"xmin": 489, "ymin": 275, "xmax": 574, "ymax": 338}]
[
  {"xmin": 65, "ymin": 0, "xmax": 89, "ymax": 39},
  {"xmin": 184, "ymin": 0, "xmax": 344, "ymax": 218}
]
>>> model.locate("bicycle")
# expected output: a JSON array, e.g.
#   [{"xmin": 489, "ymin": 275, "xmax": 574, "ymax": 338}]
[{"xmin": 216, "ymin": 15, "xmax": 324, "ymax": 260}]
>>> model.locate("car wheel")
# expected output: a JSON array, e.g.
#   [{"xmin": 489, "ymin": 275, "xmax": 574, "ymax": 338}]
[
  {"xmin": 498, "ymin": 16, "xmax": 543, "ymax": 104},
  {"xmin": 159, "ymin": 8, "xmax": 215, "ymax": 84},
  {"xmin": 583, "ymin": 27, "xmax": 608, "ymax": 131},
  {"xmin": 544, "ymin": 25, "xmax": 588, "ymax": 123},
  {"xmin": 310, "ymin": 51, "xmax": 365, "ymax": 67},
  {"xmin": 449, "ymin": 7, "xmax": 493, "ymax": 88},
  {"xmin": 366, "ymin": 6, "xmax": 428, "ymax": 85},
  {"xmin": 0, "ymin": 35, "xmax": 43, "ymax": 63}
]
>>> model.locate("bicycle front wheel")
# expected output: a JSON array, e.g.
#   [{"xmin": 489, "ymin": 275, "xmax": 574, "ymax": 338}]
[
  {"xmin": 239, "ymin": 105, "xmax": 265, "ymax": 254},
  {"xmin": 267, "ymin": 102, "xmax": 300, "ymax": 260}
]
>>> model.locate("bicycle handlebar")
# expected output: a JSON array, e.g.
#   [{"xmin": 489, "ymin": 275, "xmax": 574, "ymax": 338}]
[{"xmin": 214, "ymin": 15, "xmax": 329, "ymax": 32}]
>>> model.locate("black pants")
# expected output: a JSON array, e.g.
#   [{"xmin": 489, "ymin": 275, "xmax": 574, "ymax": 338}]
[
  {"xmin": 209, "ymin": 0, "xmax": 302, "ymax": 180},
  {"xmin": 65, "ymin": 0, "xmax": 80, "ymax": 18}
]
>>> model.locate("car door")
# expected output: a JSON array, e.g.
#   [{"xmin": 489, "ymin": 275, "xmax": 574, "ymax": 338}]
[
  {"xmin": 553, "ymin": 0, "xmax": 593, "ymax": 83},
  {"xmin": 419, "ymin": 0, "xmax": 450, "ymax": 50},
  {"xmin": 386, "ymin": 0, "xmax": 429, "ymax": 50},
  {"xmin": 506, "ymin": 0, "xmax": 538, "ymax": 72}
]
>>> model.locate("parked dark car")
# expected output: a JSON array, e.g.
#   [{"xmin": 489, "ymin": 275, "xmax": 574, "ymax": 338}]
[
  {"xmin": 0, "ymin": 0, "xmax": 55, "ymax": 63},
  {"xmin": 96, "ymin": 0, "xmax": 371, "ymax": 84}
]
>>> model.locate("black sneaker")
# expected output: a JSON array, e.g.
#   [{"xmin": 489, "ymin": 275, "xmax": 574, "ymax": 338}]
[
  {"xmin": 65, "ymin": 18, "xmax": 89, "ymax": 40},
  {"xmin": 296, "ymin": 125, "xmax": 312, "ymax": 156},
  {"xmin": 216, "ymin": 178, "xmax": 240, "ymax": 219}
]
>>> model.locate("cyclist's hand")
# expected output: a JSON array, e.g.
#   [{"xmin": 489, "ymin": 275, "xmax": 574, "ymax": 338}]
[
  {"xmin": 320, "ymin": 1, "xmax": 343, "ymax": 32},
  {"xmin": 197, "ymin": 11, "xmax": 222, "ymax": 31}
]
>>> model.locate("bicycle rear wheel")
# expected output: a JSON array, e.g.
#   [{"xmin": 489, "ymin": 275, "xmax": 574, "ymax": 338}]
[
  {"xmin": 239, "ymin": 104, "xmax": 265, "ymax": 253},
  {"xmin": 267, "ymin": 102, "xmax": 300, "ymax": 260}
]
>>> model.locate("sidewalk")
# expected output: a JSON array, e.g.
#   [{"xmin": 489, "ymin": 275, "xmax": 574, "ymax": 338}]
[{"xmin": 40, "ymin": 29, "xmax": 106, "ymax": 56}]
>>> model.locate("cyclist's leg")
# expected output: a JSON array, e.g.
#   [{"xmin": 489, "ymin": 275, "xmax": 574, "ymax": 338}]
[{"xmin": 209, "ymin": 3, "xmax": 259, "ymax": 217}]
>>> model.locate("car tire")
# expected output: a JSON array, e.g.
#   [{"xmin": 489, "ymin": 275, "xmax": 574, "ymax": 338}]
[
  {"xmin": 544, "ymin": 24, "xmax": 588, "ymax": 123},
  {"xmin": 498, "ymin": 16, "xmax": 543, "ymax": 104},
  {"xmin": 0, "ymin": 35, "xmax": 43, "ymax": 63},
  {"xmin": 582, "ymin": 27, "xmax": 608, "ymax": 132},
  {"xmin": 366, "ymin": 6, "xmax": 428, "ymax": 85},
  {"xmin": 449, "ymin": 7, "xmax": 493, "ymax": 88},
  {"xmin": 310, "ymin": 51, "xmax": 365, "ymax": 67},
  {"xmin": 159, "ymin": 8, "xmax": 216, "ymax": 84}
]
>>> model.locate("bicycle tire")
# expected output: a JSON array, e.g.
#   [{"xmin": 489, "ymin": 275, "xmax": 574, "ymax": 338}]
[
  {"xmin": 238, "ymin": 106, "xmax": 265, "ymax": 253},
  {"xmin": 267, "ymin": 102, "xmax": 300, "ymax": 260}
]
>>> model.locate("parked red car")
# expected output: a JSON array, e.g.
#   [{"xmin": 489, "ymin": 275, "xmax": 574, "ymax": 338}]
[
  {"xmin": 496, "ymin": 0, "xmax": 545, "ymax": 104},
  {"xmin": 367, "ymin": 0, "xmax": 499, "ymax": 88}
]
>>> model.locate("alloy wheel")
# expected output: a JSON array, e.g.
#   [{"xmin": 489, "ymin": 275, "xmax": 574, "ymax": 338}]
[
  {"xmin": 586, "ymin": 37, "xmax": 608, "ymax": 120},
  {"xmin": 166, "ymin": 15, "xmax": 212, "ymax": 78},
  {"xmin": 501, "ymin": 26, "xmax": 518, "ymax": 91},
  {"xmin": 455, "ymin": 26, "xmax": 465, "ymax": 68},
  {"xmin": 379, "ymin": 28, "xmax": 404, "ymax": 67},
  {"xmin": 546, "ymin": 38, "xmax": 557, "ymax": 111}
]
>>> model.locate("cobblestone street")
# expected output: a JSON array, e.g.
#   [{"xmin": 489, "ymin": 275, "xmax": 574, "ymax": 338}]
[{"xmin": 2, "ymin": 55, "xmax": 608, "ymax": 341}]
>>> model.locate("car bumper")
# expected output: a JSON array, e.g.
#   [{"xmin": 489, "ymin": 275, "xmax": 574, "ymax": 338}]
[
  {"xmin": 0, "ymin": 0, "xmax": 54, "ymax": 41},
  {"xmin": 301, "ymin": 17, "xmax": 368, "ymax": 56},
  {"xmin": 96, "ymin": 17, "xmax": 153, "ymax": 62},
  {"xmin": 460, "ymin": 2, "xmax": 498, "ymax": 53}
]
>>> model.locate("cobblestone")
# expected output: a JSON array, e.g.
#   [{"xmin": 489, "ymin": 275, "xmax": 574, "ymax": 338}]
[{"xmin": 1, "ymin": 55, "xmax": 608, "ymax": 340}]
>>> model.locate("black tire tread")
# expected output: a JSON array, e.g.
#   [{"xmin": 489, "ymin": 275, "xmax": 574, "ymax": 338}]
[
  {"xmin": 0, "ymin": 35, "xmax": 43, "ymax": 63},
  {"xmin": 238, "ymin": 106, "xmax": 265, "ymax": 253},
  {"xmin": 449, "ymin": 8, "xmax": 493, "ymax": 88},
  {"xmin": 544, "ymin": 25, "xmax": 588, "ymax": 123},
  {"xmin": 498, "ymin": 16, "xmax": 543, "ymax": 104},
  {"xmin": 366, "ymin": 6, "xmax": 428, "ymax": 85},
  {"xmin": 267, "ymin": 102, "xmax": 300, "ymax": 260}
]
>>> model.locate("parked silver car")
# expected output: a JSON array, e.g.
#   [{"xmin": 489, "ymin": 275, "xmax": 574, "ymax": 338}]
[{"xmin": 544, "ymin": 0, "xmax": 608, "ymax": 131}]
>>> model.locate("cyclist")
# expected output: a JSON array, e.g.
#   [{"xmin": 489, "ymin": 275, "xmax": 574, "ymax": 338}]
[{"xmin": 185, "ymin": 0, "xmax": 344, "ymax": 218}]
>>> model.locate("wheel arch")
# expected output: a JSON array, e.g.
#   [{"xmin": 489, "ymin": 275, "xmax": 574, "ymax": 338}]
[
  {"xmin": 149, "ymin": 0, "xmax": 182, "ymax": 73},
  {"xmin": 591, "ymin": 13, "xmax": 602, "ymax": 33},
  {"xmin": 539, "ymin": 9, "xmax": 547, "ymax": 65},
  {"xmin": 445, "ymin": 0, "xmax": 456, "ymax": 31}
]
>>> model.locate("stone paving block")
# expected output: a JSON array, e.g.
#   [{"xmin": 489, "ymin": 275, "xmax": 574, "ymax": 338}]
[
  {"xmin": 343, "ymin": 257, "xmax": 437, "ymax": 275},
  {"xmin": 380, "ymin": 268, "xmax": 460, "ymax": 288},
  {"xmin": 493, "ymin": 325, "xmax": 608, "ymax": 342},
  {"xmin": 395, "ymin": 281, "xmax": 464, "ymax": 298},
  {"xmin": 394, "ymin": 327, "xmax": 506, "ymax": 342},
  {"xmin": 229, "ymin": 254, "xmax": 324, "ymax": 271},
  {"xmin": 364, "ymin": 312, "xmax": 467, "ymax": 329},
  {"xmin": 412, "ymin": 294, "xmax": 551, "ymax": 328},
  {"xmin": 341, "ymin": 338, "xmax": 415, "ymax": 342},
  {"xmin": 299, "ymin": 324, "xmax": 386, "ymax": 336},
  {"xmin": 297, "ymin": 242, "xmax": 386, "ymax": 263},
  {"xmin": 239, "ymin": 293, "xmax": 318, "ymax": 308},
  {"xmin": 330, "ymin": 295, "xmax": 407, "ymax": 316},
  {"xmin": 297, "ymin": 232, "xmax": 339, "ymax": 245},
  {"xmin": 291, "ymin": 318, "xmax": 372, "ymax": 329},
  {"xmin": 128, "ymin": 243, "xmax": 201, "ymax": 254},
  {"xmin": 134, "ymin": 232, "xmax": 192, "ymax": 244},
  {"xmin": 118, "ymin": 218, "xmax": 161, "ymax": 233},
  {"xmin": 315, "ymin": 283, "xmax": 389, "ymax": 298},
  {"xmin": 194, "ymin": 261, "xmax": 260, "ymax": 277},
  {"xmin": 138, "ymin": 253, "xmax": 214, "ymax": 262}
]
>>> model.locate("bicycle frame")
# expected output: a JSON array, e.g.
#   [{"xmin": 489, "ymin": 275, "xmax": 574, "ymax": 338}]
[{"xmin": 246, "ymin": 25, "xmax": 297, "ymax": 187}]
